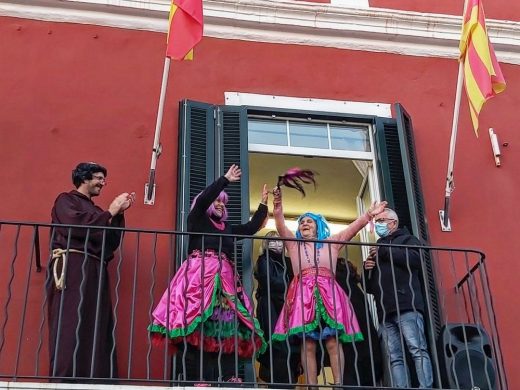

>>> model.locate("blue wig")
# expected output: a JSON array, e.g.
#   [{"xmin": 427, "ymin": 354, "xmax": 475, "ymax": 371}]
[{"xmin": 296, "ymin": 212, "xmax": 330, "ymax": 249}]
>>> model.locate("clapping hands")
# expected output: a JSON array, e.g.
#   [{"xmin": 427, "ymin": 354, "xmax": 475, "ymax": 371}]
[{"xmin": 109, "ymin": 192, "xmax": 136, "ymax": 216}]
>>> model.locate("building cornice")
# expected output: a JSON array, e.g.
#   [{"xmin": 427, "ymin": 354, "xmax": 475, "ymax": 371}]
[{"xmin": 2, "ymin": 0, "xmax": 520, "ymax": 64}]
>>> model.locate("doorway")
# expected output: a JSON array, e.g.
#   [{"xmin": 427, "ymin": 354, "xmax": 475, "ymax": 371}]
[{"xmin": 249, "ymin": 152, "xmax": 379, "ymax": 270}]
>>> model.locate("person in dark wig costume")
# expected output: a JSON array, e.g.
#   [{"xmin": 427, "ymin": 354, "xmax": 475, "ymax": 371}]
[
  {"xmin": 48, "ymin": 162, "xmax": 135, "ymax": 381},
  {"xmin": 270, "ymin": 169, "xmax": 387, "ymax": 386},
  {"xmin": 149, "ymin": 164, "xmax": 268, "ymax": 383},
  {"xmin": 255, "ymin": 231, "xmax": 300, "ymax": 386}
]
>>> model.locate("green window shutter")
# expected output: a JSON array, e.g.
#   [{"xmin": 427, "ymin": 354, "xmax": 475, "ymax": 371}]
[
  {"xmin": 176, "ymin": 101, "xmax": 251, "ymax": 278},
  {"xmin": 374, "ymin": 117, "xmax": 399, "ymax": 213},
  {"xmin": 215, "ymin": 105, "xmax": 250, "ymax": 278},
  {"xmin": 394, "ymin": 103, "xmax": 430, "ymax": 243},
  {"xmin": 375, "ymin": 104, "xmax": 441, "ymax": 334},
  {"xmin": 214, "ymin": 105, "xmax": 253, "ymax": 380},
  {"xmin": 176, "ymin": 99, "xmax": 216, "ymax": 259}
]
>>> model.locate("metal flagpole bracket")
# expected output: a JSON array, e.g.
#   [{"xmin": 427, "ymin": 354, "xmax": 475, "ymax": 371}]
[
  {"xmin": 144, "ymin": 183, "xmax": 156, "ymax": 205},
  {"xmin": 153, "ymin": 144, "xmax": 163, "ymax": 157},
  {"xmin": 439, "ymin": 210, "xmax": 451, "ymax": 232},
  {"xmin": 440, "ymin": 191, "xmax": 452, "ymax": 232},
  {"xmin": 489, "ymin": 128, "xmax": 501, "ymax": 167}
]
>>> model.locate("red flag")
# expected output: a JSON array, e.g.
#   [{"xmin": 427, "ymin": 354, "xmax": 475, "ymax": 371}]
[
  {"xmin": 460, "ymin": 0, "xmax": 506, "ymax": 135},
  {"xmin": 166, "ymin": 0, "xmax": 203, "ymax": 60}
]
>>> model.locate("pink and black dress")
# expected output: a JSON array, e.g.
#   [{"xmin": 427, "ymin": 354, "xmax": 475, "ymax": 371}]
[{"xmin": 148, "ymin": 176, "xmax": 267, "ymax": 358}]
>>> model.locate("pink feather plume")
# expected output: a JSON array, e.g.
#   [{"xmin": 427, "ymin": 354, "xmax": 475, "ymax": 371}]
[{"xmin": 277, "ymin": 167, "xmax": 317, "ymax": 196}]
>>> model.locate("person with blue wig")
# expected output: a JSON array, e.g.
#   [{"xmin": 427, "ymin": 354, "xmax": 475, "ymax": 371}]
[{"xmin": 271, "ymin": 187, "xmax": 386, "ymax": 386}]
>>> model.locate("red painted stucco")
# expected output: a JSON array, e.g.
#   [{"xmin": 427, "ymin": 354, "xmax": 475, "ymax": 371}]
[
  {"xmin": 369, "ymin": 0, "xmax": 520, "ymax": 22},
  {"xmin": 1, "ymin": 15, "xmax": 519, "ymax": 388}
]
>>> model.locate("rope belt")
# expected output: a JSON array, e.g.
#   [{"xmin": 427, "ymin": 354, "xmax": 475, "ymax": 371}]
[{"xmin": 51, "ymin": 248, "xmax": 100, "ymax": 290}]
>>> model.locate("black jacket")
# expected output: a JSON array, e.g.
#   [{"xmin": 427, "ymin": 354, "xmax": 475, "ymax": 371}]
[
  {"xmin": 254, "ymin": 250, "xmax": 299, "ymax": 381},
  {"xmin": 336, "ymin": 259, "xmax": 383, "ymax": 386},
  {"xmin": 254, "ymin": 250, "xmax": 293, "ymax": 336},
  {"xmin": 364, "ymin": 227, "xmax": 425, "ymax": 320}
]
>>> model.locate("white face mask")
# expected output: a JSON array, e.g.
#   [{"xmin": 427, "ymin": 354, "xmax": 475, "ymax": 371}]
[{"xmin": 267, "ymin": 240, "xmax": 284, "ymax": 254}]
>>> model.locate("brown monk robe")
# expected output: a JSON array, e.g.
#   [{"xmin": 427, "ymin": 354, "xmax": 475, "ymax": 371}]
[
  {"xmin": 47, "ymin": 162, "xmax": 134, "ymax": 381},
  {"xmin": 47, "ymin": 190, "xmax": 124, "ymax": 381}
]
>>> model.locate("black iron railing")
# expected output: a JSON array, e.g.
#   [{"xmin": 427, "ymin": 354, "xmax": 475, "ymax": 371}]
[{"xmin": 0, "ymin": 221, "xmax": 507, "ymax": 390}]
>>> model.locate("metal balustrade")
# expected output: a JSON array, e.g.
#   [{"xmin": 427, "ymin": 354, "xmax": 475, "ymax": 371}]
[{"xmin": 0, "ymin": 221, "xmax": 507, "ymax": 389}]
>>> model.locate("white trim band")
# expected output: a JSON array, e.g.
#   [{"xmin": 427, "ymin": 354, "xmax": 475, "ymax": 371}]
[
  {"xmin": 225, "ymin": 92, "xmax": 392, "ymax": 118},
  {"xmin": 2, "ymin": 0, "xmax": 520, "ymax": 64}
]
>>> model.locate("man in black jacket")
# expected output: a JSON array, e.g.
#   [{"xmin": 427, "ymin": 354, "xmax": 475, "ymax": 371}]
[{"xmin": 364, "ymin": 208, "xmax": 432, "ymax": 388}]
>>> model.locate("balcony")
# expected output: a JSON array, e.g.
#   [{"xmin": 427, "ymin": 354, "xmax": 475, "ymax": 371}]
[{"xmin": 0, "ymin": 221, "xmax": 507, "ymax": 390}]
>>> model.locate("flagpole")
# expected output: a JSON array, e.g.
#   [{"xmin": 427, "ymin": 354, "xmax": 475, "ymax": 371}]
[
  {"xmin": 145, "ymin": 57, "xmax": 171, "ymax": 205},
  {"xmin": 440, "ymin": 0, "xmax": 470, "ymax": 231},
  {"xmin": 440, "ymin": 60, "xmax": 464, "ymax": 230}
]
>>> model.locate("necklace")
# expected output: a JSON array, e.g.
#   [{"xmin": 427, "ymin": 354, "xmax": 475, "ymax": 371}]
[{"xmin": 302, "ymin": 243, "xmax": 320, "ymax": 265}]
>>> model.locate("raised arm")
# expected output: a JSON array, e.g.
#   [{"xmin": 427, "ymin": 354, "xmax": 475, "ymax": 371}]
[
  {"xmin": 189, "ymin": 164, "xmax": 241, "ymax": 219},
  {"xmin": 272, "ymin": 187, "xmax": 295, "ymax": 239},
  {"xmin": 332, "ymin": 200, "xmax": 388, "ymax": 242},
  {"xmin": 232, "ymin": 184, "xmax": 268, "ymax": 235}
]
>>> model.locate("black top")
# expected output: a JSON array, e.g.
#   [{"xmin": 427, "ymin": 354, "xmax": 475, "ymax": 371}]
[
  {"xmin": 255, "ymin": 250, "xmax": 293, "ymax": 298},
  {"xmin": 187, "ymin": 176, "xmax": 268, "ymax": 258},
  {"xmin": 336, "ymin": 259, "xmax": 383, "ymax": 385},
  {"xmin": 364, "ymin": 227, "xmax": 425, "ymax": 319}
]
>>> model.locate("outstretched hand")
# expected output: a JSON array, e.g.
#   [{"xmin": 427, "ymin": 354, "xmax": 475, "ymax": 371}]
[
  {"xmin": 367, "ymin": 200, "xmax": 388, "ymax": 218},
  {"xmin": 225, "ymin": 164, "xmax": 241, "ymax": 182}
]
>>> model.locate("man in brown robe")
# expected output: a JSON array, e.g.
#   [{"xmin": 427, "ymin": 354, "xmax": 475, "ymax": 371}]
[{"xmin": 47, "ymin": 162, "xmax": 135, "ymax": 382}]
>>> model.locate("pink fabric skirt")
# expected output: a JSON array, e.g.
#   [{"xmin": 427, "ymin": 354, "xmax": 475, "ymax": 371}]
[
  {"xmin": 148, "ymin": 250, "xmax": 266, "ymax": 357},
  {"xmin": 272, "ymin": 267, "xmax": 363, "ymax": 343}
]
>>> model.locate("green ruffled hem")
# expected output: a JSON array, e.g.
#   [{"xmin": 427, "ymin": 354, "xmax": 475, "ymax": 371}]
[
  {"xmin": 148, "ymin": 274, "xmax": 267, "ymax": 355},
  {"xmin": 220, "ymin": 292, "xmax": 267, "ymax": 355},
  {"xmin": 149, "ymin": 318, "xmax": 256, "ymax": 340},
  {"xmin": 272, "ymin": 287, "xmax": 364, "ymax": 344}
]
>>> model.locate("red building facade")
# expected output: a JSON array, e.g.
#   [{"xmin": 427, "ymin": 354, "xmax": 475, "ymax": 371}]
[{"xmin": 1, "ymin": 0, "xmax": 518, "ymax": 388}]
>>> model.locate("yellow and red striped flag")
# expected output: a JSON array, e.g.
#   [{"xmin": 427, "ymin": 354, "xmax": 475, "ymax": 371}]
[
  {"xmin": 460, "ymin": 0, "xmax": 506, "ymax": 135},
  {"xmin": 166, "ymin": 0, "xmax": 203, "ymax": 60}
]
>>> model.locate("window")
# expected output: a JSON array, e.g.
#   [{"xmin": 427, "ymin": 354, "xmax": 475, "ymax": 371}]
[
  {"xmin": 248, "ymin": 119, "xmax": 287, "ymax": 146},
  {"xmin": 248, "ymin": 117, "xmax": 371, "ymax": 153},
  {"xmin": 330, "ymin": 124, "xmax": 371, "ymax": 152}
]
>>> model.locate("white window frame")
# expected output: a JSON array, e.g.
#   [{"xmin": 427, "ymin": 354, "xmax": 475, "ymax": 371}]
[
  {"xmin": 248, "ymin": 116, "xmax": 375, "ymax": 160},
  {"xmin": 226, "ymin": 91, "xmax": 388, "ymax": 206}
]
